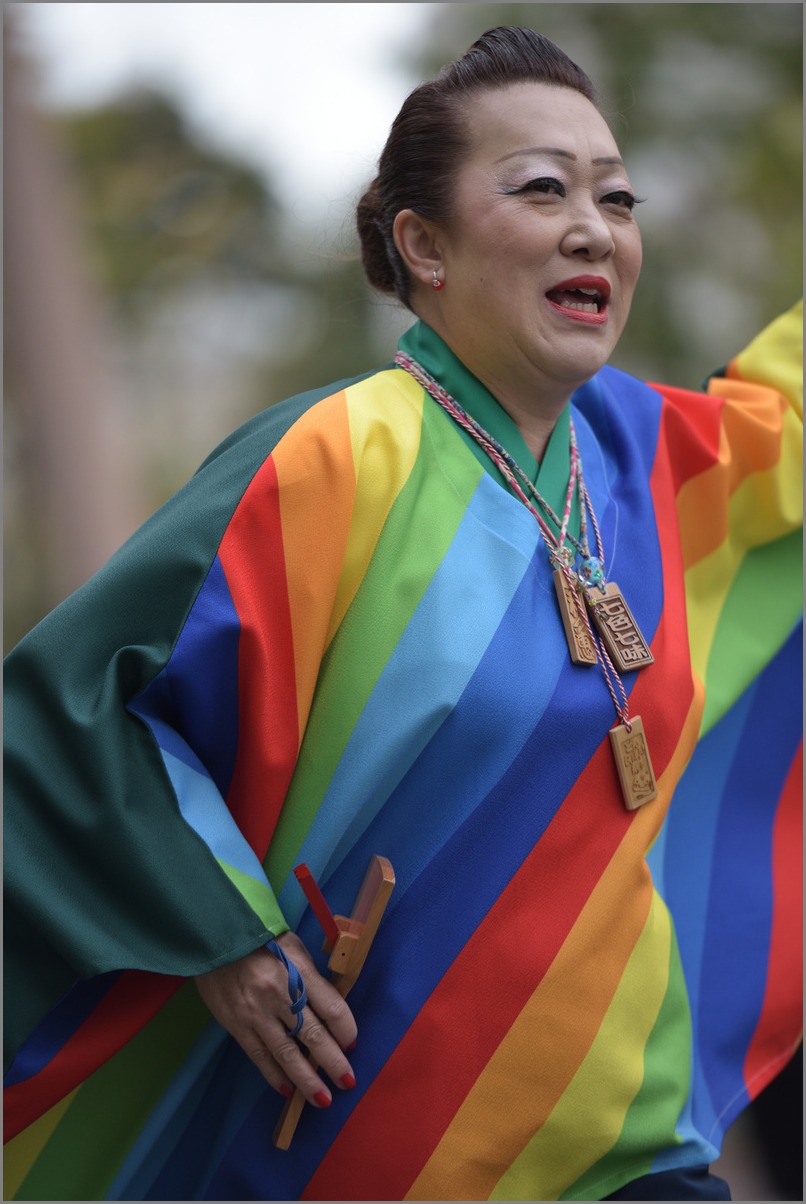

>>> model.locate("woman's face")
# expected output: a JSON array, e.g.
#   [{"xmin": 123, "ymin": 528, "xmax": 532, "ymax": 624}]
[{"xmin": 429, "ymin": 82, "xmax": 643, "ymax": 405}]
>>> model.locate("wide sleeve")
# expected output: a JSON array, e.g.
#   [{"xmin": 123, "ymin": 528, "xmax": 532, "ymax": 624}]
[
  {"xmin": 642, "ymin": 304, "xmax": 802, "ymax": 1139},
  {"xmin": 651, "ymin": 301, "xmax": 802, "ymax": 734},
  {"xmin": 2, "ymin": 397, "xmax": 326, "ymax": 1071}
]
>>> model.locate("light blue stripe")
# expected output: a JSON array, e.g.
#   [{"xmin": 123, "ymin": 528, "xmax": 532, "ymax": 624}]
[
  {"xmin": 146, "ymin": 724, "xmax": 272, "ymax": 888},
  {"xmin": 278, "ymin": 470, "xmax": 560, "ymax": 921},
  {"xmin": 104, "ymin": 1019, "xmax": 230, "ymax": 1199}
]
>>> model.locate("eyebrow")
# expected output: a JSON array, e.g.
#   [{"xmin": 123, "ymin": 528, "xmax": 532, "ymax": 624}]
[{"xmin": 495, "ymin": 146, "xmax": 625, "ymax": 167}]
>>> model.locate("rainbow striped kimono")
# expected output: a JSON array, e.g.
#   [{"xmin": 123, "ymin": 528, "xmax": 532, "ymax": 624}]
[{"xmin": 4, "ymin": 307, "xmax": 802, "ymax": 1200}]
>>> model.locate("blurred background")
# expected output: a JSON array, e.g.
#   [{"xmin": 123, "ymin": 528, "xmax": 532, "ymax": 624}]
[{"xmin": 2, "ymin": 4, "xmax": 802, "ymax": 1197}]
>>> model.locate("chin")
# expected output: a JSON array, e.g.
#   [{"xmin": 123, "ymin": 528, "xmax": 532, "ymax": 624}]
[{"xmin": 551, "ymin": 351, "xmax": 612, "ymax": 388}]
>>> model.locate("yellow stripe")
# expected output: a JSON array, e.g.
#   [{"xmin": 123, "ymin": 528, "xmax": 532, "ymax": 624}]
[
  {"xmin": 732, "ymin": 301, "xmax": 803, "ymax": 420},
  {"xmin": 4, "ymin": 1089, "xmax": 79, "ymax": 1199},
  {"xmin": 328, "ymin": 370, "xmax": 425, "ymax": 645},
  {"xmin": 492, "ymin": 892, "xmax": 671, "ymax": 1201}
]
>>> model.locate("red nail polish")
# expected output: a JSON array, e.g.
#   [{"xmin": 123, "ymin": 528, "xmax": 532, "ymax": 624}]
[
  {"xmin": 346, "ymin": 1039, "xmax": 357, "ymax": 1052},
  {"xmin": 314, "ymin": 1091, "xmax": 331, "ymax": 1108},
  {"xmin": 279, "ymin": 1083, "xmax": 294, "ymax": 1099},
  {"xmin": 340, "ymin": 1073, "xmax": 356, "ymax": 1090}
]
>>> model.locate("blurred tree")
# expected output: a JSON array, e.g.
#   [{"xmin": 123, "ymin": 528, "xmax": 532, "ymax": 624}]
[
  {"xmin": 50, "ymin": 88, "xmax": 392, "ymax": 493},
  {"xmin": 58, "ymin": 90, "xmax": 285, "ymax": 315}
]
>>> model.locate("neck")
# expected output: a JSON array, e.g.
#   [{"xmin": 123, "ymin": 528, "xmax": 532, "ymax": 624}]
[
  {"xmin": 488, "ymin": 389, "xmax": 566, "ymax": 464},
  {"xmin": 415, "ymin": 307, "xmax": 572, "ymax": 464},
  {"xmin": 465, "ymin": 367, "xmax": 570, "ymax": 464}
]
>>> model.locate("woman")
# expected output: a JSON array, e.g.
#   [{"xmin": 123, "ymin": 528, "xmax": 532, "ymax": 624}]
[{"xmin": 4, "ymin": 26, "xmax": 801, "ymax": 1202}]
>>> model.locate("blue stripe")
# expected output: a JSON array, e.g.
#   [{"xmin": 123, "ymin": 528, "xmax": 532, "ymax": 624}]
[
  {"xmin": 574, "ymin": 372, "xmax": 665, "ymax": 647},
  {"xmin": 130, "ymin": 555, "xmax": 240, "ymax": 799},
  {"xmin": 697, "ymin": 620, "xmax": 802, "ymax": 1138},
  {"xmin": 652, "ymin": 685, "xmax": 755, "ymax": 1146}
]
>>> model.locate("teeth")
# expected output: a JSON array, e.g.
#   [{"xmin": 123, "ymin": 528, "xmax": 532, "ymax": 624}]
[
  {"xmin": 577, "ymin": 287, "xmax": 600, "ymax": 296},
  {"xmin": 558, "ymin": 299, "xmax": 599, "ymax": 313}
]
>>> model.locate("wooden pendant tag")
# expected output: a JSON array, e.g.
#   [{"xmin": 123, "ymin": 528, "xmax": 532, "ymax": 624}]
[
  {"xmin": 609, "ymin": 716, "xmax": 658, "ymax": 809},
  {"xmin": 553, "ymin": 568, "xmax": 597, "ymax": 665},
  {"xmin": 586, "ymin": 582, "xmax": 654, "ymax": 672}
]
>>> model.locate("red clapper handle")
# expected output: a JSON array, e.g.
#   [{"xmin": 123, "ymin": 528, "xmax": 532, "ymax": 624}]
[{"xmin": 294, "ymin": 863, "xmax": 341, "ymax": 948}]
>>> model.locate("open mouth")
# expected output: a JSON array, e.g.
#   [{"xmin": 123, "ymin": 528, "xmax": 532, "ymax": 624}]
[{"xmin": 546, "ymin": 286, "xmax": 607, "ymax": 315}]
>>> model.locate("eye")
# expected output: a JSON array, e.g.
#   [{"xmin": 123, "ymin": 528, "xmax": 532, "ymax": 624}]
[
  {"xmin": 602, "ymin": 190, "xmax": 640, "ymax": 211},
  {"xmin": 519, "ymin": 177, "xmax": 566, "ymax": 197}
]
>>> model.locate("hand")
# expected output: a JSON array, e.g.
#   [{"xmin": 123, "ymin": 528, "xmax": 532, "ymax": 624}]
[{"xmin": 194, "ymin": 931, "xmax": 357, "ymax": 1107}]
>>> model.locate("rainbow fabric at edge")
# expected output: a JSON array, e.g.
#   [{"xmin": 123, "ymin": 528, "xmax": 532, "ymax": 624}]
[{"xmin": 4, "ymin": 306, "xmax": 802, "ymax": 1200}]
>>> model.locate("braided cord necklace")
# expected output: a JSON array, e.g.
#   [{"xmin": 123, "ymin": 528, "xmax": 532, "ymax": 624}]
[{"xmin": 395, "ymin": 349, "xmax": 658, "ymax": 810}]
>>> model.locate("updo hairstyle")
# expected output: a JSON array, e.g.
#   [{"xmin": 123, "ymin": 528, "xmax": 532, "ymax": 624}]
[{"xmin": 356, "ymin": 26, "xmax": 599, "ymax": 308}]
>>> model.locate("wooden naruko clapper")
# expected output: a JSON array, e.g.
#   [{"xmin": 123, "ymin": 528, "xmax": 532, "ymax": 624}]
[{"xmin": 272, "ymin": 853, "xmax": 395, "ymax": 1149}]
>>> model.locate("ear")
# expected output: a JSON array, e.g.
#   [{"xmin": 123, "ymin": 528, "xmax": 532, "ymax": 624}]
[{"xmin": 393, "ymin": 209, "xmax": 443, "ymax": 288}]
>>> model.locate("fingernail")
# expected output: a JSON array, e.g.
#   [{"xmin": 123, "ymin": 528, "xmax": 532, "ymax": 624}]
[
  {"xmin": 314, "ymin": 1091, "xmax": 331, "ymax": 1108},
  {"xmin": 279, "ymin": 1084, "xmax": 294, "ymax": 1099},
  {"xmin": 340, "ymin": 1073, "xmax": 356, "ymax": 1090},
  {"xmin": 346, "ymin": 1039, "xmax": 358, "ymax": 1052}
]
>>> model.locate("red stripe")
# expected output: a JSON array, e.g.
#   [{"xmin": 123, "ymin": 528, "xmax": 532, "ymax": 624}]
[
  {"xmin": 4, "ymin": 973, "xmax": 181, "ymax": 1141},
  {"xmin": 743, "ymin": 741, "xmax": 803, "ymax": 1095},
  {"xmin": 304, "ymin": 745, "xmax": 632, "ymax": 1200},
  {"xmin": 218, "ymin": 455, "xmax": 299, "ymax": 857},
  {"xmin": 648, "ymin": 384, "xmax": 724, "ymax": 493}
]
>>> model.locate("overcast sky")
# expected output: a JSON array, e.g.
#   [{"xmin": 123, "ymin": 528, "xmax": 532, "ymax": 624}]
[{"xmin": 10, "ymin": 3, "xmax": 435, "ymax": 220}]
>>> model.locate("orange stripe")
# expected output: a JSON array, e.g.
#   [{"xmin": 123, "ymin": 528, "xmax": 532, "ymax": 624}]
[
  {"xmin": 676, "ymin": 380, "xmax": 786, "ymax": 569},
  {"xmin": 273, "ymin": 391, "xmax": 356, "ymax": 736}
]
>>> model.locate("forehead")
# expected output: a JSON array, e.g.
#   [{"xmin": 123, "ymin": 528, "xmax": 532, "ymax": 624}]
[{"xmin": 461, "ymin": 81, "xmax": 622, "ymax": 166}]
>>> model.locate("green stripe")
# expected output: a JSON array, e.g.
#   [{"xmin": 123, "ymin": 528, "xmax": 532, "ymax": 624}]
[
  {"xmin": 14, "ymin": 983, "xmax": 210, "ymax": 1200},
  {"xmin": 265, "ymin": 399, "xmax": 484, "ymax": 889},
  {"xmin": 217, "ymin": 859, "xmax": 288, "ymax": 933},
  {"xmin": 561, "ymin": 927, "xmax": 691, "ymax": 1201},
  {"xmin": 702, "ymin": 529, "xmax": 802, "ymax": 735}
]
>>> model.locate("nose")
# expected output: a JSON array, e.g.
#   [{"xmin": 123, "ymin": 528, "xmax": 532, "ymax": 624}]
[{"xmin": 559, "ymin": 199, "xmax": 615, "ymax": 261}]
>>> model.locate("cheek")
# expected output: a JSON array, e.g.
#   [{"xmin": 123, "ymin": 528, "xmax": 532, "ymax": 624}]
[{"xmin": 623, "ymin": 231, "xmax": 643, "ymax": 286}]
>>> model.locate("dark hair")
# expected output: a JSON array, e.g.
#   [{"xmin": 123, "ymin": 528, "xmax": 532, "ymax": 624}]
[{"xmin": 356, "ymin": 26, "xmax": 599, "ymax": 307}]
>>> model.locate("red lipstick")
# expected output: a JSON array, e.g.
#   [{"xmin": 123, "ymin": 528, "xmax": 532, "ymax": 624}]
[{"xmin": 546, "ymin": 276, "xmax": 611, "ymax": 325}]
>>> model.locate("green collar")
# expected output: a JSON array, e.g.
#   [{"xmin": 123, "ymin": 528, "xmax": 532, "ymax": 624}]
[{"xmin": 397, "ymin": 320, "xmax": 576, "ymax": 529}]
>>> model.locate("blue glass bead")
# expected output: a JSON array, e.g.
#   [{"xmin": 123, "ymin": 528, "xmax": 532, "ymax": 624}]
[{"xmin": 579, "ymin": 556, "xmax": 604, "ymax": 585}]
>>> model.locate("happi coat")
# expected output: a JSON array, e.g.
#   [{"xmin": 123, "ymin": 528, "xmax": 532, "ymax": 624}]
[{"xmin": 4, "ymin": 304, "xmax": 802, "ymax": 1201}]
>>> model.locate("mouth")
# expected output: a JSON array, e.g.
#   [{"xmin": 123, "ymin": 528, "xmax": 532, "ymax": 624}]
[{"xmin": 546, "ymin": 276, "xmax": 611, "ymax": 324}]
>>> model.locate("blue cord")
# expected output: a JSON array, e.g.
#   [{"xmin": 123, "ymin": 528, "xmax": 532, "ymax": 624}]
[{"xmin": 265, "ymin": 939, "xmax": 307, "ymax": 1036}]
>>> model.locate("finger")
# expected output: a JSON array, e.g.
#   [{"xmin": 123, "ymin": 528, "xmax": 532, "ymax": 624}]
[
  {"xmin": 292, "ymin": 1004, "xmax": 357, "ymax": 1094},
  {"xmin": 276, "ymin": 932, "xmax": 358, "ymax": 1050},
  {"xmin": 264, "ymin": 1019, "xmax": 338, "ymax": 1107},
  {"xmin": 238, "ymin": 1031, "xmax": 295, "ymax": 1100}
]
